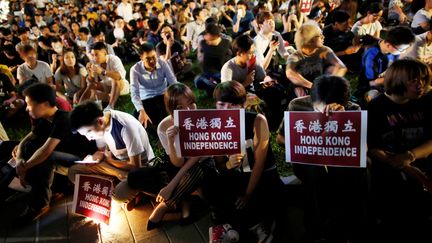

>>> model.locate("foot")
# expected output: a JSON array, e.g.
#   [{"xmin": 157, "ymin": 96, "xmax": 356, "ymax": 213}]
[{"xmin": 146, "ymin": 219, "xmax": 163, "ymax": 231}]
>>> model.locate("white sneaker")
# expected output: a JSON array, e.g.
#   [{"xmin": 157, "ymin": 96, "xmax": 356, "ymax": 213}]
[{"xmin": 249, "ymin": 220, "xmax": 276, "ymax": 243}]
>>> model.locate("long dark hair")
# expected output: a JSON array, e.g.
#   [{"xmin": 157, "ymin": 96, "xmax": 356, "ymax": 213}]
[{"xmin": 59, "ymin": 49, "xmax": 80, "ymax": 78}]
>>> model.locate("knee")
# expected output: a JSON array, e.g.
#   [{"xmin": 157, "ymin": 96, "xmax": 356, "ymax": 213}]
[{"xmin": 112, "ymin": 180, "xmax": 138, "ymax": 203}]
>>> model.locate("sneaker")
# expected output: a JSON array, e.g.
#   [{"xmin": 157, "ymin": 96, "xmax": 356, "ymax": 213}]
[
  {"xmin": 249, "ymin": 220, "xmax": 276, "ymax": 243},
  {"xmin": 209, "ymin": 224, "xmax": 239, "ymax": 243}
]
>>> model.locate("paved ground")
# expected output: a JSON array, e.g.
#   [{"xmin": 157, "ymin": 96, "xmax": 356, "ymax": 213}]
[{"xmin": 0, "ymin": 177, "xmax": 304, "ymax": 243}]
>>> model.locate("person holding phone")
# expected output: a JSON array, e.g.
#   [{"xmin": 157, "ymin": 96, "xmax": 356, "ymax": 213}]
[{"xmin": 232, "ymin": 1, "xmax": 255, "ymax": 35}]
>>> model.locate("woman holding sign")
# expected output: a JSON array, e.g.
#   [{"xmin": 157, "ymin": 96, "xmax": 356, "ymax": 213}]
[
  {"xmin": 367, "ymin": 59, "xmax": 432, "ymax": 242},
  {"xmin": 127, "ymin": 83, "xmax": 213, "ymax": 230},
  {"xmin": 208, "ymin": 81, "xmax": 283, "ymax": 242}
]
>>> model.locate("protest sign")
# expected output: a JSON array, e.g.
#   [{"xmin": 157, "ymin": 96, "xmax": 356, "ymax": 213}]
[
  {"xmin": 174, "ymin": 109, "xmax": 245, "ymax": 157},
  {"xmin": 72, "ymin": 174, "xmax": 113, "ymax": 224},
  {"xmin": 299, "ymin": 0, "xmax": 314, "ymax": 13},
  {"xmin": 284, "ymin": 111, "xmax": 367, "ymax": 167}
]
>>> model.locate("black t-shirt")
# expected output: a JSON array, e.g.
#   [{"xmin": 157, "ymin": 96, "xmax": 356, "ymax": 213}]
[
  {"xmin": 0, "ymin": 53, "xmax": 23, "ymax": 67},
  {"xmin": 0, "ymin": 72, "xmax": 16, "ymax": 103},
  {"xmin": 38, "ymin": 35, "xmax": 52, "ymax": 49},
  {"xmin": 367, "ymin": 94, "xmax": 432, "ymax": 153},
  {"xmin": 198, "ymin": 38, "xmax": 231, "ymax": 73},
  {"xmin": 32, "ymin": 110, "xmax": 72, "ymax": 153},
  {"xmin": 322, "ymin": 24, "xmax": 354, "ymax": 53}
]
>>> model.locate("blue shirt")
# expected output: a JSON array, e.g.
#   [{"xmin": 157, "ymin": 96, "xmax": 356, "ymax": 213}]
[
  {"xmin": 233, "ymin": 11, "xmax": 254, "ymax": 34},
  {"xmin": 130, "ymin": 59, "xmax": 177, "ymax": 111}
]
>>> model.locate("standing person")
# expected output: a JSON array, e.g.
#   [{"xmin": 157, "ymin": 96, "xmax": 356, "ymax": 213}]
[
  {"xmin": 367, "ymin": 59, "xmax": 432, "ymax": 243},
  {"xmin": 207, "ymin": 81, "xmax": 283, "ymax": 243},
  {"xmin": 0, "ymin": 83, "xmax": 89, "ymax": 226},
  {"xmin": 81, "ymin": 42, "xmax": 130, "ymax": 110},
  {"xmin": 130, "ymin": 43, "xmax": 177, "ymax": 129},
  {"xmin": 54, "ymin": 49, "xmax": 87, "ymax": 105}
]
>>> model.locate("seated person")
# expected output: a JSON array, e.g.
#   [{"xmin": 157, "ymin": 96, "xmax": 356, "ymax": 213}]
[
  {"xmin": 286, "ymin": 22, "xmax": 346, "ymax": 97},
  {"xmin": 130, "ymin": 43, "xmax": 177, "ymax": 128},
  {"xmin": 351, "ymin": 3, "xmax": 383, "ymax": 39},
  {"xmin": 411, "ymin": 2, "xmax": 432, "ymax": 34},
  {"xmin": 0, "ymin": 70, "xmax": 24, "ymax": 122},
  {"xmin": 323, "ymin": 10, "xmax": 362, "ymax": 73},
  {"xmin": 81, "ymin": 42, "xmax": 130, "ymax": 110},
  {"xmin": 232, "ymin": 1, "xmax": 255, "ymax": 36},
  {"xmin": 357, "ymin": 26, "xmax": 415, "ymax": 103},
  {"xmin": 0, "ymin": 83, "xmax": 87, "ymax": 226},
  {"xmin": 17, "ymin": 44, "xmax": 53, "ymax": 86},
  {"xmin": 207, "ymin": 81, "xmax": 283, "ymax": 242},
  {"xmin": 388, "ymin": 0, "xmax": 412, "ymax": 24},
  {"xmin": 367, "ymin": 59, "xmax": 432, "ymax": 242},
  {"xmin": 195, "ymin": 23, "xmax": 232, "ymax": 96},
  {"xmin": 400, "ymin": 30, "xmax": 432, "ymax": 66},
  {"xmin": 185, "ymin": 7, "xmax": 207, "ymax": 51},
  {"xmin": 54, "ymin": 49, "xmax": 88, "ymax": 105},
  {"xmin": 276, "ymin": 75, "xmax": 366, "ymax": 242},
  {"xmin": 68, "ymin": 101, "xmax": 154, "ymax": 203}
]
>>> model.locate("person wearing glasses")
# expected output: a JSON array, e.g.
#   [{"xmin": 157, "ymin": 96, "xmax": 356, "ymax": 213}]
[
  {"xmin": 130, "ymin": 43, "xmax": 177, "ymax": 129},
  {"xmin": 351, "ymin": 2, "xmax": 383, "ymax": 39},
  {"xmin": 285, "ymin": 22, "xmax": 347, "ymax": 97},
  {"xmin": 367, "ymin": 59, "xmax": 432, "ymax": 242},
  {"xmin": 356, "ymin": 26, "xmax": 415, "ymax": 104}
]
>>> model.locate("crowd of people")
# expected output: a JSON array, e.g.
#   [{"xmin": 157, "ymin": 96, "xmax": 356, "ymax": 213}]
[{"xmin": 0, "ymin": 0, "xmax": 431, "ymax": 242}]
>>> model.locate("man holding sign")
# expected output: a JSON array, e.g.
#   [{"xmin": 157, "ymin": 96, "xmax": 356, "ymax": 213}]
[{"xmin": 276, "ymin": 76, "xmax": 367, "ymax": 243}]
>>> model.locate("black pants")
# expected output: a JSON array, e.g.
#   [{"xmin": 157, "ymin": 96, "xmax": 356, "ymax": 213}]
[{"xmin": 134, "ymin": 95, "xmax": 168, "ymax": 129}]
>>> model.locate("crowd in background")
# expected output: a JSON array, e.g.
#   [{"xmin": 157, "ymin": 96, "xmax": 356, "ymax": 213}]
[{"xmin": 0, "ymin": 0, "xmax": 432, "ymax": 242}]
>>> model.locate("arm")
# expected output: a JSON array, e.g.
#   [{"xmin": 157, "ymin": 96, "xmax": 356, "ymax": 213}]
[
  {"xmin": 285, "ymin": 66, "xmax": 313, "ymax": 89},
  {"xmin": 21, "ymin": 137, "xmax": 61, "ymax": 169},
  {"xmin": 237, "ymin": 114, "xmax": 269, "ymax": 208},
  {"xmin": 325, "ymin": 50, "xmax": 347, "ymax": 76},
  {"xmin": 232, "ymin": 14, "xmax": 241, "ymax": 33},
  {"xmin": 156, "ymin": 157, "xmax": 201, "ymax": 201},
  {"xmin": 105, "ymin": 152, "xmax": 141, "ymax": 171},
  {"xmin": 14, "ymin": 132, "xmax": 37, "ymax": 161}
]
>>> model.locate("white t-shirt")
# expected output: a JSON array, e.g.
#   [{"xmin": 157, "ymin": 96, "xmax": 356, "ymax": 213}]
[
  {"xmin": 105, "ymin": 110, "xmax": 154, "ymax": 164},
  {"xmin": 351, "ymin": 20, "xmax": 382, "ymax": 37},
  {"xmin": 17, "ymin": 60, "xmax": 53, "ymax": 84},
  {"xmin": 411, "ymin": 9, "xmax": 432, "ymax": 29},
  {"xmin": 400, "ymin": 32, "xmax": 432, "ymax": 64},
  {"xmin": 116, "ymin": 2, "xmax": 134, "ymax": 23}
]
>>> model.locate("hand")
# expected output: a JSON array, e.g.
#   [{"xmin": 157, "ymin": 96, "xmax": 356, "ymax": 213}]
[
  {"xmin": 344, "ymin": 45, "xmax": 361, "ymax": 55},
  {"xmin": 385, "ymin": 151, "xmax": 414, "ymax": 169},
  {"xmin": 104, "ymin": 150, "xmax": 114, "ymax": 164},
  {"xmin": 9, "ymin": 66, "xmax": 17, "ymax": 72},
  {"xmin": 73, "ymin": 93, "xmax": 80, "ymax": 104},
  {"xmin": 269, "ymin": 39, "xmax": 279, "ymax": 52},
  {"xmin": 138, "ymin": 110, "xmax": 152, "ymax": 128},
  {"xmin": 12, "ymin": 145, "xmax": 18, "ymax": 159},
  {"xmin": 92, "ymin": 151, "xmax": 104, "ymax": 162},
  {"xmin": 16, "ymin": 159, "xmax": 28, "ymax": 187},
  {"xmin": 156, "ymin": 186, "xmax": 173, "ymax": 203},
  {"xmin": 245, "ymin": 70, "xmax": 255, "ymax": 86},
  {"xmin": 166, "ymin": 125, "xmax": 179, "ymax": 143},
  {"xmin": 235, "ymin": 194, "xmax": 251, "ymax": 209},
  {"xmin": 92, "ymin": 64, "xmax": 104, "ymax": 75},
  {"xmin": 323, "ymin": 103, "xmax": 345, "ymax": 116},
  {"xmin": 52, "ymin": 53, "xmax": 57, "ymax": 61},
  {"xmin": 226, "ymin": 154, "xmax": 244, "ymax": 169}
]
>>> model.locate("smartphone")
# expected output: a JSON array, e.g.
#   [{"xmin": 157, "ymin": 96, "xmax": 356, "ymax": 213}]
[{"xmin": 272, "ymin": 35, "xmax": 278, "ymax": 42}]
